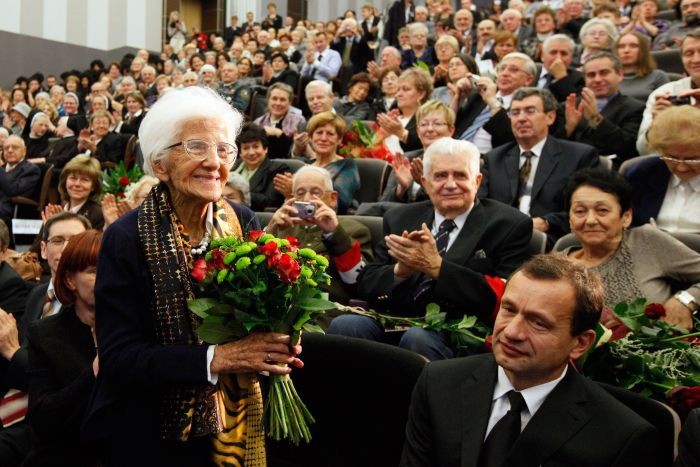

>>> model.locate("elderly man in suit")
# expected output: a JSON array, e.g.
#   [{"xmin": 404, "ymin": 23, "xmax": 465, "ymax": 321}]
[
  {"xmin": 0, "ymin": 136, "xmax": 40, "ymax": 235},
  {"xmin": 328, "ymin": 137, "xmax": 532, "ymax": 360},
  {"xmin": 565, "ymin": 51, "xmax": 644, "ymax": 163},
  {"xmin": 536, "ymin": 34, "xmax": 585, "ymax": 102},
  {"xmin": 300, "ymin": 32, "xmax": 342, "ymax": 84},
  {"xmin": 478, "ymin": 87, "xmax": 599, "ymax": 244},
  {"xmin": 400, "ymin": 254, "xmax": 666, "ymax": 467}
]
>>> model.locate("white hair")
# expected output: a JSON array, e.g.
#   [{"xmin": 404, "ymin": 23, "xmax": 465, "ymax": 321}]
[
  {"xmin": 0, "ymin": 127, "xmax": 10, "ymax": 139},
  {"xmin": 543, "ymin": 34, "xmax": 576, "ymax": 53},
  {"xmin": 200, "ymin": 64, "xmax": 216, "ymax": 74},
  {"xmin": 500, "ymin": 52, "xmax": 538, "ymax": 79},
  {"xmin": 408, "ymin": 22, "xmax": 429, "ymax": 37},
  {"xmin": 305, "ymin": 80, "xmax": 333, "ymax": 97},
  {"xmin": 579, "ymin": 18, "xmax": 618, "ymax": 44},
  {"xmin": 292, "ymin": 165, "xmax": 334, "ymax": 191},
  {"xmin": 138, "ymin": 86, "xmax": 244, "ymax": 176},
  {"xmin": 502, "ymin": 8, "xmax": 523, "ymax": 19},
  {"xmin": 423, "ymin": 137, "xmax": 480, "ymax": 178}
]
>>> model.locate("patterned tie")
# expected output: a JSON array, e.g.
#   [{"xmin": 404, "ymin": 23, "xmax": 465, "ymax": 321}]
[
  {"xmin": 41, "ymin": 288, "xmax": 56, "ymax": 318},
  {"xmin": 478, "ymin": 390, "xmax": 527, "ymax": 467},
  {"xmin": 517, "ymin": 151, "xmax": 535, "ymax": 205},
  {"xmin": 413, "ymin": 219, "xmax": 457, "ymax": 301}
]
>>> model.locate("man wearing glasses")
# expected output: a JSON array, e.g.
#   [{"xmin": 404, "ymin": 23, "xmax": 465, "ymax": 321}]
[{"xmin": 478, "ymin": 87, "xmax": 598, "ymax": 245}]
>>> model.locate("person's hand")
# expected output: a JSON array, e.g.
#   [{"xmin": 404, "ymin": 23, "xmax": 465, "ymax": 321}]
[
  {"xmin": 102, "ymin": 194, "xmax": 120, "ymax": 227},
  {"xmin": 0, "ymin": 310, "xmax": 20, "ymax": 361},
  {"xmin": 308, "ymin": 197, "xmax": 338, "ymax": 233},
  {"xmin": 78, "ymin": 134, "xmax": 97, "ymax": 153},
  {"xmin": 41, "ymin": 203, "xmax": 64, "ymax": 223},
  {"xmin": 565, "ymin": 93, "xmax": 584, "ymax": 136},
  {"xmin": 548, "ymin": 57, "xmax": 568, "ymax": 81},
  {"xmin": 532, "ymin": 217, "xmax": 549, "ymax": 232},
  {"xmin": 262, "ymin": 62, "xmax": 273, "ymax": 82},
  {"xmin": 367, "ymin": 60, "xmax": 380, "ymax": 79},
  {"xmin": 476, "ymin": 77, "xmax": 499, "ymax": 109},
  {"xmin": 651, "ymin": 92, "xmax": 674, "ymax": 118},
  {"xmin": 266, "ymin": 198, "xmax": 304, "ymax": 234},
  {"xmin": 264, "ymin": 126, "xmax": 284, "ymax": 137},
  {"xmin": 376, "ymin": 112, "xmax": 404, "ymax": 137},
  {"xmin": 433, "ymin": 64, "xmax": 448, "ymax": 82},
  {"xmin": 580, "ymin": 88, "xmax": 599, "ymax": 120},
  {"xmin": 454, "ymin": 77, "xmax": 474, "ymax": 96},
  {"xmin": 662, "ymin": 296, "xmax": 694, "ymax": 331},
  {"xmin": 677, "ymin": 88, "xmax": 700, "ymax": 108},
  {"xmin": 410, "ymin": 157, "xmax": 424, "ymax": 185},
  {"xmin": 391, "ymin": 155, "xmax": 414, "ymax": 195},
  {"xmin": 556, "ymin": 8, "xmax": 570, "ymax": 29},
  {"xmin": 273, "ymin": 172, "xmax": 294, "ymax": 198},
  {"xmin": 210, "ymin": 332, "xmax": 303, "ymax": 375},
  {"xmin": 385, "ymin": 223, "xmax": 443, "ymax": 278},
  {"xmin": 293, "ymin": 131, "xmax": 309, "ymax": 155}
]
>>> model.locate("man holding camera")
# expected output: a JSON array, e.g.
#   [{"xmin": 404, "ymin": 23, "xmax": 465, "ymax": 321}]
[
  {"xmin": 637, "ymin": 29, "xmax": 700, "ymax": 155},
  {"xmin": 265, "ymin": 166, "xmax": 373, "ymax": 307}
]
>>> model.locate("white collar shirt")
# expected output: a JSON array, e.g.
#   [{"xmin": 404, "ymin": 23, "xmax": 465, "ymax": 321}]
[{"xmin": 656, "ymin": 174, "xmax": 700, "ymax": 234}]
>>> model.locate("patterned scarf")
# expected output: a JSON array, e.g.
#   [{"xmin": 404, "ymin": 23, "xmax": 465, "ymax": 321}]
[{"xmin": 138, "ymin": 184, "xmax": 266, "ymax": 466}]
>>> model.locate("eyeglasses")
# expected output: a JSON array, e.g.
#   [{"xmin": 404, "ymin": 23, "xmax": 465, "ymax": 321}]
[
  {"xmin": 507, "ymin": 107, "xmax": 542, "ymax": 118},
  {"xmin": 294, "ymin": 188, "xmax": 327, "ymax": 198},
  {"xmin": 660, "ymin": 156, "xmax": 700, "ymax": 165},
  {"xmin": 46, "ymin": 236, "xmax": 74, "ymax": 247},
  {"xmin": 496, "ymin": 64, "xmax": 526, "ymax": 74},
  {"xmin": 586, "ymin": 30, "xmax": 608, "ymax": 38},
  {"xmin": 417, "ymin": 121, "xmax": 449, "ymax": 129},
  {"xmin": 166, "ymin": 139, "xmax": 237, "ymax": 165}
]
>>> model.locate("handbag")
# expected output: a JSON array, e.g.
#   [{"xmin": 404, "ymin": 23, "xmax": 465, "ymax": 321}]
[{"xmin": 5, "ymin": 250, "xmax": 42, "ymax": 282}]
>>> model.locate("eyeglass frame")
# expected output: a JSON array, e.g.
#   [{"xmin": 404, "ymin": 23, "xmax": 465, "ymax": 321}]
[
  {"xmin": 165, "ymin": 139, "xmax": 238, "ymax": 165},
  {"xmin": 417, "ymin": 121, "xmax": 450, "ymax": 130},
  {"xmin": 659, "ymin": 155, "xmax": 700, "ymax": 165},
  {"xmin": 294, "ymin": 188, "xmax": 331, "ymax": 198},
  {"xmin": 46, "ymin": 236, "xmax": 75, "ymax": 247},
  {"xmin": 507, "ymin": 106, "xmax": 544, "ymax": 118}
]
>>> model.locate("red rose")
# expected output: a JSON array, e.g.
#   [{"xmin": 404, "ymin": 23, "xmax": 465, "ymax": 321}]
[
  {"xmin": 210, "ymin": 248, "xmax": 226, "ymax": 269},
  {"xmin": 285, "ymin": 236, "xmax": 300, "ymax": 252},
  {"xmin": 267, "ymin": 253, "xmax": 281, "ymax": 268},
  {"xmin": 259, "ymin": 241, "xmax": 279, "ymax": 257},
  {"xmin": 277, "ymin": 253, "xmax": 301, "ymax": 283},
  {"xmin": 644, "ymin": 303, "xmax": 666, "ymax": 319},
  {"xmin": 248, "ymin": 230, "xmax": 264, "ymax": 242},
  {"xmin": 191, "ymin": 258, "xmax": 208, "ymax": 282},
  {"xmin": 669, "ymin": 386, "xmax": 700, "ymax": 421},
  {"xmin": 118, "ymin": 176, "xmax": 130, "ymax": 187},
  {"xmin": 117, "ymin": 191, "xmax": 125, "ymax": 199},
  {"xmin": 483, "ymin": 335, "xmax": 493, "ymax": 353}
]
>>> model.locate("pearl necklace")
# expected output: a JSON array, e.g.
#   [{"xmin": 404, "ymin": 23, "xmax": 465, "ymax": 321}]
[{"xmin": 190, "ymin": 230, "xmax": 211, "ymax": 256}]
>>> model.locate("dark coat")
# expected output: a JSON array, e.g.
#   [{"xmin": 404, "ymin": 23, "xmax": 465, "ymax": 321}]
[
  {"xmin": 0, "ymin": 261, "xmax": 28, "ymax": 318},
  {"xmin": 93, "ymin": 132, "xmax": 129, "ymax": 164},
  {"xmin": 74, "ymin": 199, "xmax": 104, "ymax": 231},
  {"xmin": 235, "ymin": 157, "xmax": 290, "ymax": 212},
  {"xmin": 357, "ymin": 198, "xmax": 532, "ymax": 322},
  {"xmin": 331, "ymin": 36, "xmax": 373, "ymax": 75},
  {"xmin": 384, "ymin": 1, "xmax": 415, "ymax": 47},
  {"xmin": 536, "ymin": 64, "xmax": 585, "ymax": 102},
  {"xmin": 401, "ymin": 353, "xmax": 666, "ymax": 467},
  {"xmin": 623, "ymin": 156, "xmax": 670, "ymax": 227},
  {"xmin": 0, "ymin": 159, "xmax": 41, "ymax": 221}
]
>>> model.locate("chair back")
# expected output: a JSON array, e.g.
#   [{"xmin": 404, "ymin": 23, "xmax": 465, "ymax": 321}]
[
  {"xmin": 651, "ymin": 49, "xmax": 684, "ymax": 74},
  {"xmin": 529, "ymin": 229, "xmax": 547, "ymax": 256},
  {"xmin": 618, "ymin": 154, "xmax": 660, "ymax": 176},
  {"xmin": 271, "ymin": 158, "xmax": 306, "ymax": 173},
  {"xmin": 255, "ymin": 211, "xmax": 273, "ymax": 228},
  {"xmin": 552, "ymin": 233, "xmax": 580, "ymax": 252},
  {"xmin": 340, "ymin": 214, "xmax": 383, "ymax": 253},
  {"xmin": 654, "ymin": 9, "xmax": 678, "ymax": 21},
  {"xmin": 599, "ymin": 382, "xmax": 680, "ymax": 463},
  {"xmin": 248, "ymin": 91, "xmax": 268, "ymax": 121},
  {"xmin": 123, "ymin": 135, "xmax": 138, "ymax": 169},
  {"xmin": 267, "ymin": 333, "xmax": 427, "ymax": 467},
  {"xmin": 354, "ymin": 158, "xmax": 392, "ymax": 204}
]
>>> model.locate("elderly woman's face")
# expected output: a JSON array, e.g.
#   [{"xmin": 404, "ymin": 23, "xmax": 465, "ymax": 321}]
[
  {"xmin": 156, "ymin": 118, "xmax": 231, "ymax": 204},
  {"xmin": 396, "ymin": 77, "xmax": 425, "ymax": 111},
  {"xmin": 92, "ymin": 98, "xmax": 107, "ymax": 113},
  {"xmin": 32, "ymin": 118, "xmax": 49, "ymax": 137},
  {"xmin": 268, "ymin": 89, "xmax": 291, "ymax": 118},
  {"xmin": 436, "ymin": 42, "xmax": 456, "ymax": 62},
  {"xmin": 92, "ymin": 116, "xmax": 111, "ymax": 138},
  {"xmin": 448, "ymin": 57, "xmax": 469, "ymax": 82},
  {"xmin": 381, "ymin": 71, "xmax": 399, "ymax": 96},
  {"xmin": 241, "ymin": 140, "xmax": 268, "ymax": 169},
  {"xmin": 64, "ymin": 97, "xmax": 78, "ymax": 115},
  {"xmin": 66, "ymin": 171, "xmax": 95, "ymax": 204},
  {"xmin": 311, "ymin": 123, "xmax": 340, "ymax": 157},
  {"xmin": 569, "ymin": 185, "xmax": 630, "ymax": 248},
  {"xmin": 495, "ymin": 39, "xmax": 517, "ymax": 60},
  {"xmin": 348, "ymin": 81, "xmax": 371, "ymax": 103},
  {"xmin": 584, "ymin": 25, "xmax": 611, "ymax": 50}
]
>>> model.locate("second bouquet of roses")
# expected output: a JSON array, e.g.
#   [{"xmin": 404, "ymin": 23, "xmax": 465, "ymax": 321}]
[{"xmin": 187, "ymin": 229, "xmax": 335, "ymax": 445}]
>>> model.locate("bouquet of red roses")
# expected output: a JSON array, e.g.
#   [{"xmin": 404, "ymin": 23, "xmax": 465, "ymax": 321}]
[
  {"xmin": 102, "ymin": 160, "xmax": 143, "ymax": 200},
  {"xmin": 188, "ymin": 230, "xmax": 334, "ymax": 444},
  {"xmin": 339, "ymin": 120, "xmax": 398, "ymax": 163}
]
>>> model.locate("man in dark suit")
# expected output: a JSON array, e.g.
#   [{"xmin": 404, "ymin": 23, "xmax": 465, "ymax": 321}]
[
  {"xmin": 0, "ymin": 220, "xmax": 27, "ymax": 318},
  {"xmin": 359, "ymin": 3, "xmax": 382, "ymax": 43},
  {"xmin": 223, "ymin": 15, "xmax": 243, "ymax": 48},
  {"xmin": 536, "ymin": 34, "xmax": 584, "ymax": 102},
  {"xmin": 479, "ymin": 87, "xmax": 599, "ymax": 243},
  {"xmin": 0, "ymin": 136, "xmax": 41, "ymax": 234},
  {"xmin": 384, "ymin": 0, "xmax": 415, "ymax": 47},
  {"xmin": 331, "ymin": 18, "xmax": 373, "ymax": 76},
  {"xmin": 328, "ymin": 137, "xmax": 532, "ymax": 360},
  {"xmin": 565, "ymin": 51, "xmax": 644, "ymax": 162},
  {"xmin": 401, "ymin": 254, "xmax": 666, "ymax": 467},
  {"xmin": 500, "ymin": 8, "xmax": 534, "ymax": 49}
]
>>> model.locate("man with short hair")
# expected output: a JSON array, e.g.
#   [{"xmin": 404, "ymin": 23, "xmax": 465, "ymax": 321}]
[
  {"xmin": 500, "ymin": 8, "xmax": 534, "ymax": 47},
  {"xmin": 329, "ymin": 137, "xmax": 532, "ymax": 360},
  {"xmin": 216, "ymin": 62, "xmax": 251, "ymax": 113},
  {"xmin": 367, "ymin": 46, "xmax": 403, "ymax": 81},
  {"xmin": 565, "ymin": 51, "xmax": 644, "ymax": 161},
  {"xmin": 300, "ymin": 32, "xmax": 342, "ymax": 83},
  {"xmin": 257, "ymin": 30, "xmax": 273, "ymax": 58},
  {"xmin": 537, "ymin": 34, "xmax": 585, "ymax": 101},
  {"xmin": 654, "ymin": 0, "xmax": 700, "ymax": 49},
  {"xmin": 331, "ymin": 17, "xmax": 373, "ymax": 75},
  {"xmin": 479, "ymin": 87, "xmax": 599, "ymax": 241},
  {"xmin": 0, "ymin": 136, "xmax": 40, "ymax": 232},
  {"xmin": 558, "ymin": 0, "xmax": 587, "ymax": 38},
  {"xmin": 266, "ymin": 166, "xmax": 372, "ymax": 307},
  {"xmin": 638, "ymin": 30, "xmax": 700, "ymax": 154},
  {"xmin": 138, "ymin": 65, "xmax": 158, "ymax": 102},
  {"xmin": 474, "ymin": 19, "xmax": 497, "ymax": 60},
  {"xmin": 291, "ymin": 81, "xmax": 334, "ymax": 158},
  {"xmin": 223, "ymin": 15, "xmax": 243, "ymax": 48},
  {"xmin": 400, "ymin": 255, "xmax": 665, "ymax": 467},
  {"xmin": 452, "ymin": 9, "xmax": 475, "ymax": 51}
]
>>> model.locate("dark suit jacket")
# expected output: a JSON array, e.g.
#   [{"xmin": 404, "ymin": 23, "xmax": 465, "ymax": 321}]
[
  {"xmin": 360, "ymin": 16, "xmax": 381, "ymax": 42},
  {"xmin": 0, "ymin": 159, "xmax": 41, "ymax": 220},
  {"xmin": 384, "ymin": 1, "xmax": 415, "ymax": 46},
  {"xmin": 538, "ymin": 65, "xmax": 585, "ymax": 102},
  {"xmin": 400, "ymin": 115, "xmax": 422, "ymax": 153},
  {"xmin": 93, "ymin": 132, "xmax": 129, "ymax": 164},
  {"xmin": 357, "ymin": 199, "xmax": 532, "ymax": 322},
  {"xmin": 24, "ymin": 306, "xmax": 98, "ymax": 466},
  {"xmin": 570, "ymin": 93, "xmax": 645, "ymax": 161},
  {"xmin": 401, "ymin": 354, "xmax": 666, "ymax": 467},
  {"xmin": 331, "ymin": 37, "xmax": 373, "ymax": 75},
  {"xmin": 75, "ymin": 199, "xmax": 105, "ymax": 231},
  {"xmin": 679, "ymin": 408, "xmax": 700, "ymax": 467},
  {"xmin": 623, "ymin": 156, "xmax": 670, "ymax": 227},
  {"xmin": 20, "ymin": 282, "xmax": 49, "ymax": 342},
  {"xmin": 84, "ymin": 202, "xmax": 258, "ymax": 465},
  {"xmin": 0, "ymin": 261, "xmax": 28, "ymax": 318},
  {"xmin": 478, "ymin": 136, "xmax": 599, "ymax": 240},
  {"xmin": 265, "ymin": 69, "xmax": 300, "ymax": 90},
  {"xmin": 236, "ymin": 157, "xmax": 289, "ymax": 212}
]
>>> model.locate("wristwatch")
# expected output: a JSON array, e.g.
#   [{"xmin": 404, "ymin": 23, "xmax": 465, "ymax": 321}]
[
  {"xmin": 587, "ymin": 114, "xmax": 604, "ymax": 129},
  {"xmin": 675, "ymin": 291, "xmax": 698, "ymax": 313}
]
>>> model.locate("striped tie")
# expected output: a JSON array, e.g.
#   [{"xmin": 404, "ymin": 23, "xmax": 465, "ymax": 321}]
[{"xmin": 41, "ymin": 288, "xmax": 56, "ymax": 318}]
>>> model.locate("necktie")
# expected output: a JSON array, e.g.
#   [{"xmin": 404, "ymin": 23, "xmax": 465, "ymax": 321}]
[
  {"xmin": 343, "ymin": 41, "xmax": 352, "ymax": 65},
  {"xmin": 413, "ymin": 219, "xmax": 457, "ymax": 301},
  {"xmin": 479, "ymin": 390, "xmax": 527, "ymax": 467},
  {"xmin": 517, "ymin": 151, "xmax": 535, "ymax": 205},
  {"xmin": 42, "ymin": 288, "xmax": 56, "ymax": 318},
  {"xmin": 543, "ymin": 73, "xmax": 553, "ymax": 88}
]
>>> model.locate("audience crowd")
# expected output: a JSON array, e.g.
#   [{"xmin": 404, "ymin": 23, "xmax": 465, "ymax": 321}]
[{"xmin": 1, "ymin": 0, "xmax": 699, "ymax": 465}]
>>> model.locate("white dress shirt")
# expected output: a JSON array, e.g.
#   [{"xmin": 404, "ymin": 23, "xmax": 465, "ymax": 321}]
[
  {"xmin": 517, "ymin": 137, "xmax": 548, "ymax": 215},
  {"xmin": 300, "ymin": 47, "xmax": 342, "ymax": 82},
  {"xmin": 485, "ymin": 365, "xmax": 568, "ymax": 438},
  {"xmin": 656, "ymin": 174, "xmax": 700, "ymax": 234}
]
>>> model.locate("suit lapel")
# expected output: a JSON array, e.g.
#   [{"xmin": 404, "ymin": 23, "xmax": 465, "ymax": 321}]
[
  {"xmin": 444, "ymin": 201, "xmax": 486, "ymax": 265},
  {"xmin": 601, "ymin": 94, "xmax": 622, "ymax": 119},
  {"xmin": 506, "ymin": 369, "xmax": 591, "ymax": 466},
  {"xmin": 504, "ymin": 146, "xmax": 520, "ymax": 201},
  {"xmin": 460, "ymin": 357, "xmax": 498, "ymax": 467},
  {"xmin": 531, "ymin": 137, "xmax": 561, "ymax": 200}
]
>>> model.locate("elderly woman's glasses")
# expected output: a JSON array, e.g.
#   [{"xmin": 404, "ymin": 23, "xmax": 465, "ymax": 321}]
[
  {"xmin": 660, "ymin": 155, "xmax": 700, "ymax": 165},
  {"xmin": 166, "ymin": 139, "xmax": 236, "ymax": 164}
]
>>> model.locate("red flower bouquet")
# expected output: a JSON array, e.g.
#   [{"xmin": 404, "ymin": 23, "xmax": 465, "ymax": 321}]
[
  {"xmin": 102, "ymin": 161, "xmax": 144, "ymax": 200},
  {"xmin": 339, "ymin": 120, "xmax": 399, "ymax": 163},
  {"xmin": 187, "ymin": 231, "xmax": 334, "ymax": 444}
]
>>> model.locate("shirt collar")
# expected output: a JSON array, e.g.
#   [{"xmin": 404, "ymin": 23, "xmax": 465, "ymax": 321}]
[
  {"xmin": 518, "ymin": 136, "xmax": 547, "ymax": 158},
  {"xmin": 494, "ymin": 365, "xmax": 568, "ymax": 416},
  {"xmin": 433, "ymin": 205, "xmax": 473, "ymax": 233},
  {"xmin": 670, "ymin": 173, "xmax": 700, "ymax": 191}
]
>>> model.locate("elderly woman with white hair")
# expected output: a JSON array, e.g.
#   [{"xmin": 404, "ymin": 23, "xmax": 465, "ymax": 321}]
[
  {"xmin": 24, "ymin": 112, "xmax": 54, "ymax": 157},
  {"xmin": 400, "ymin": 22, "xmax": 437, "ymax": 70},
  {"xmin": 85, "ymin": 86, "xmax": 303, "ymax": 465},
  {"xmin": 577, "ymin": 18, "xmax": 618, "ymax": 64}
]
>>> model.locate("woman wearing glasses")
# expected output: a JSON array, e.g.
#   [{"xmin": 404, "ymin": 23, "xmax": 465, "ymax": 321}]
[
  {"xmin": 85, "ymin": 87, "xmax": 303, "ymax": 466},
  {"xmin": 624, "ymin": 105, "xmax": 700, "ymax": 234},
  {"xmin": 560, "ymin": 167, "xmax": 700, "ymax": 331},
  {"xmin": 576, "ymin": 18, "xmax": 618, "ymax": 65}
]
